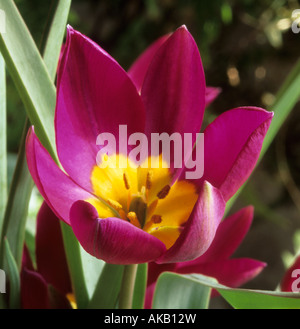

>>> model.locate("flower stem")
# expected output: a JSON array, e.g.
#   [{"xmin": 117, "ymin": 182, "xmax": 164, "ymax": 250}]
[{"xmin": 119, "ymin": 264, "xmax": 138, "ymax": 309}]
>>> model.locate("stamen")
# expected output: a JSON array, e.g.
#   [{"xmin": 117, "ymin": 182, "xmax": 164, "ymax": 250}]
[
  {"xmin": 119, "ymin": 209, "xmax": 126, "ymax": 220},
  {"xmin": 146, "ymin": 170, "xmax": 153, "ymax": 190},
  {"xmin": 106, "ymin": 199, "xmax": 123, "ymax": 211},
  {"xmin": 147, "ymin": 199, "xmax": 158, "ymax": 218},
  {"xmin": 157, "ymin": 185, "xmax": 171, "ymax": 199},
  {"xmin": 123, "ymin": 172, "xmax": 130, "ymax": 190},
  {"xmin": 151, "ymin": 214, "xmax": 162, "ymax": 224},
  {"xmin": 127, "ymin": 211, "xmax": 141, "ymax": 228}
]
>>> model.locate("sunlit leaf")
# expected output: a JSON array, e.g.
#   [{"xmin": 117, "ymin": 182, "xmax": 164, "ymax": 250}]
[
  {"xmin": 4, "ymin": 238, "xmax": 20, "ymax": 309},
  {"xmin": 152, "ymin": 272, "xmax": 211, "ymax": 309},
  {"xmin": 88, "ymin": 263, "xmax": 124, "ymax": 309}
]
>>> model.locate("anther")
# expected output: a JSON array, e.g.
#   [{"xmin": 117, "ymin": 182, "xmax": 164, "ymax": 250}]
[
  {"xmin": 151, "ymin": 214, "xmax": 162, "ymax": 224},
  {"xmin": 146, "ymin": 170, "xmax": 153, "ymax": 190},
  {"xmin": 106, "ymin": 199, "xmax": 123, "ymax": 211},
  {"xmin": 127, "ymin": 211, "xmax": 141, "ymax": 228},
  {"xmin": 157, "ymin": 185, "xmax": 171, "ymax": 199},
  {"xmin": 123, "ymin": 172, "xmax": 130, "ymax": 190}
]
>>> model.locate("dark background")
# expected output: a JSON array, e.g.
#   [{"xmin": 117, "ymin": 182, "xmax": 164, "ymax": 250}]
[{"xmin": 7, "ymin": 0, "xmax": 300, "ymax": 308}]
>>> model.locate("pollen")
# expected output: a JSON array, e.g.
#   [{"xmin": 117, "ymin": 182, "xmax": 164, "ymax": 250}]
[
  {"xmin": 123, "ymin": 172, "xmax": 130, "ymax": 190},
  {"xmin": 146, "ymin": 170, "xmax": 153, "ymax": 190},
  {"xmin": 151, "ymin": 214, "xmax": 162, "ymax": 224},
  {"xmin": 157, "ymin": 185, "xmax": 171, "ymax": 199},
  {"xmin": 127, "ymin": 211, "xmax": 141, "ymax": 228},
  {"xmin": 106, "ymin": 198, "xmax": 123, "ymax": 211}
]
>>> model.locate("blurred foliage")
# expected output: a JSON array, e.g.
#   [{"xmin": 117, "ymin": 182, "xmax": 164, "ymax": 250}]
[{"xmin": 6, "ymin": 0, "xmax": 300, "ymax": 152}]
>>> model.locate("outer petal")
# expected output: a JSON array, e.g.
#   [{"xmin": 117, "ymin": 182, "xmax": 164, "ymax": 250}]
[
  {"xmin": 36, "ymin": 202, "xmax": 72, "ymax": 295},
  {"xmin": 55, "ymin": 26, "xmax": 145, "ymax": 193},
  {"xmin": 128, "ymin": 34, "xmax": 171, "ymax": 92},
  {"xmin": 155, "ymin": 181, "xmax": 225, "ymax": 264},
  {"xmin": 21, "ymin": 268, "xmax": 50, "ymax": 309},
  {"xmin": 141, "ymin": 25, "xmax": 206, "ymax": 141},
  {"xmin": 182, "ymin": 107, "xmax": 273, "ymax": 201},
  {"xmin": 205, "ymin": 87, "xmax": 221, "ymax": 107},
  {"xmin": 69, "ymin": 200, "xmax": 166, "ymax": 264},
  {"xmin": 184, "ymin": 206, "xmax": 254, "ymax": 264},
  {"xmin": 26, "ymin": 127, "xmax": 95, "ymax": 224},
  {"xmin": 280, "ymin": 255, "xmax": 300, "ymax": 292},
  {"xmin": 176, "ymin": 258, "xmax": 266, "ymax": 289}
]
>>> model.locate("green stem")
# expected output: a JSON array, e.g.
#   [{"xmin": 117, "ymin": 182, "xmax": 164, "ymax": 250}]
[{"xmin": 119, "ymin": 264, "xmax": 138, "ymax": 309}]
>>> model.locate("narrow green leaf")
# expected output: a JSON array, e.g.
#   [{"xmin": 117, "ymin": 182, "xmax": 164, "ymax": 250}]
[
  {"xmin": 132, "ymin": 263, "xmax": 147, "ymax": 309},
  {"xmin": 60, "ymin": 223, "xmax": 90, "ymax": 309},
  {"xmin": 4, "ymin": 238, "xmax": 20, "ymax": 309},
  {"xmin": 152, "ymin": 272, "xmax": 211, "ymax": 309},
  {"xmin": 0, "ymin": 53, "xmax": 6, "ymax": 236},
  {"xmin": 179, "ymin": 273, "xmax": 300, "ymax": 309},
  {"xmin": 225, "ymin": 58, "xmax": 300, "ymax": 215},
  {"xmin": 80, "ymin": 246, "xmax": 106, "ymax": 299},
  {"xmin": 42, "ymin": 0, "xmax": 71, "ymax": 80},
  {"xmin": 0, "ymin": 119, "xmax": 33, "ymax": 270},
  {"xmin": 88, "ymin": 263, "xmax": 124, "ymax": 309},
  {"xmin": 0, "ymin": 0, "xmax": 57, "ymax": 160}
]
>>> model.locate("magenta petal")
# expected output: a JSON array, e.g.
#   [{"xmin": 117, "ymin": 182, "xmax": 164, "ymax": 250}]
[
  {"xmin": 141, "ymin": 25, "xmax": 206, "ymax": 139},
  {"xmin": 156, "ymin": 181, "xmax": 225, "ymax": 264},
  {"xmin": 200, "ymin": 107, "xmax": 273, "ymax": 201},
  {"xmin": 55, "ymin": 26, "xmax": 145, "ymax": 192},
  {"xmin": 128, "ymin": 34, "xmax": 170, "ymax": 92},
  {"xmin": 21, "ymin": 268, "xmax": 50, "ymax": 309},
  {"xmin": 26, "ymin": 127, "xmax": 95, "ymax": 224},
  {"xmin": 192, "ymin": 206, "xmax": 254, "ymax": 263},
  {"xmin": 176, "ymin": 258, "xmax": 266, "ymax": 289},
  {"xmin": 205, "ymin": 87, "xmax": 221, "ymax": 107},
  {"xmin": 69, "ymin": 200, "xmax": 166, "ymax": 264},
  {"xmin": 36, "ymin": 202, "xmax": 72, "ymax": 295}
]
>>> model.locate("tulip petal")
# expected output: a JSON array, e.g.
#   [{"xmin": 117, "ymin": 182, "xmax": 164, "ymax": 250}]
[
  {"xmin": 26, "ymin": 127, "xmax": 95, "ymax": 224},
  {"xmin": 55, "ymin": 26, "xmax": 145, "ymax": 193},
  {"xmin": 141, "ymin": 25, "xmax": 206, "ymax": 141},
  {"xmin": 205, "ymin": 87, "xmax": 221, "ymax": 107},
  {"xmin": 182, "ymin": 107, "xmax": 273, "ymax": 201},
  {"xmin": 69, "ymin": 200, "xmax": 166, "ymax": 264},
  {"xmin": 128, "ymin": 34, "xmax": 171, "ymax": 92},
  {"xmin": 176, "ymin": 258, "xmax": 266, "ymax": 289},
  {"xmin": 156, "ymin": 181, "xmax": 225, "ymax": 264},
  {"xmin": 36, "ymin": 202, "xmax": 72, "ymax": 295},
  {"xmin": 21, "ymin": 268, "xmax": 50, "ymax": 309},
  {"xmin": 189, "ymin": 206, "xmax": 254, "ymax": 264}
]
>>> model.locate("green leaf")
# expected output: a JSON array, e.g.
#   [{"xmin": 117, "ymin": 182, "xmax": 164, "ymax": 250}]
[
  {"xmin": 152, "ymin": 272, "xmax": 211, "ymax": 309},
  {"xmin": 88, "ymin": 263, "xmax": 124, "ymax": 309},
  {"xmin": 4, "ymin": 238, "xmax": 20, "ymax": 309},
  {"xmin": 0, "ymin": 0, "xmax": 57, "ymax": 160},
  {"xmin": 42, "ymin": 0, "xmax": 71, "ymax": 80},
  {"xmin": 175, "ymin": 273, "xmax": 300, "ymax": 309},
  {"xmin": 0, "ymin": 53, "xmax": 6, "ymax": 236},
  {"xmin": 225, "ymin": 58, "xmax": 300, "ymax": 215},
  {"xmin": 132, "ymin": 263, "xmax": 147, "ymax": 309},
  {"xmin": 0, "ymin": 120, "xmax": 33, "ymax": 270},
  {"xmin": 60, "ymin": 223, "xmax": 90, "ymax": 309}
]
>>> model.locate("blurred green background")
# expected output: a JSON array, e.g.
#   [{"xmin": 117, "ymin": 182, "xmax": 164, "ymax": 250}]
[{"xmin": 5, "ymin": 0, "xmax": 300, "ymax": 307}]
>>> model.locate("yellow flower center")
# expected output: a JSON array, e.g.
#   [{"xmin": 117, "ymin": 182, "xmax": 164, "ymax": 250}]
[{"xmin": 86, "ymin": 154, "xmax": 198, "ymax": 249}]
